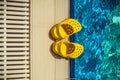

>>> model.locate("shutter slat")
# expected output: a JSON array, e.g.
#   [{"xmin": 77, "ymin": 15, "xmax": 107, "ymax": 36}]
[
  {"xmin": 0, "ymin": 25, "xmax": 29, "ymax": 28},
  {"xmin": 7, "ymin": 0, "xmax": 29, "ymax": 2},
  {"xmin": 0, "ymin": 15, "xmax": 29, "ymax": 20},
  {"xmin": 8, "ymin": 79, "xmax": 29, "ymax": 80},
  {"xmin": 0, "ymin": 2, "xmax": 29, "ymax": 7},
  {"xmin": 0, "ymin": 74, "xmax": 29, "ymax": 78},
  {"xmin": 0, "ymin": 47, "xmax": 29, "ymax": 51},
  {"xmin": 1, "ymin": 11, "xmax": 29, "ymax": 15},
  {"xmin": 0, "ymin": 52, "xmax": 29, "ymax": 55},
  {"xmin": 0, "ymin": 43, "xmax": 29, "ymax": 46},
  {"xmin": 0, "ymin": 34, "xmax": 29, "ymax": 37},
  {"xmin": 0, "ymin": 7, "xmax": 29, "ymax": 11},
  {"xmin": 0, "ymin": 39, "xmax": 29, "ymax": 42},
  {"xmin": 1, "ymin": 70, "xmax": 29, "ymax": 74},
  {"xmin": 0, "ymin": 56, "xmax": 29, "ymax": 60},
  {"xmin": 0, "ymin": 21, "xmax": 29, "ymax": 24},
  {"xmin": 0, "ymin": 65, "xmax": 29, "ymax": 69},
  {"xmin": 0, "ymin": 30, "xmax": 29, "ymax": 33},
  {"xmin": 0, "ymin": 61, "xmax": 29, "ymax": 64}
]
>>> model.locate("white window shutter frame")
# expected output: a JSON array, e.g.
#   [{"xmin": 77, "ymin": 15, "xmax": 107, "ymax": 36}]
[{"xmin": 0, "ymin": 0, "xmax": 30, "ymax": 80}]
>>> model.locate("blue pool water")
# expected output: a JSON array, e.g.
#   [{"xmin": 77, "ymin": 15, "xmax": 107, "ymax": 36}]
[{"xmin": 70, "ymin": 0, "xmax": 120, "ymax": 80}]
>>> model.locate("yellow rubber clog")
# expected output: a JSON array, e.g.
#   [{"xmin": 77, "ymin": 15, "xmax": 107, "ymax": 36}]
[
  {"xmin": 66, "ymin": 43, "xmax": 84, "ymax": 59},
  {"xmin": 51, "ymin": 41, "xmax": 84, "ymax": 59},
  {"xmin": 51, "ymin": 41, "xmax": 68, "ymax": 57},
  {"xmin": 50, "ymin": 24, "xmax": 60, "ymax": 40},
  {"xmin": 50, "ymin": 18, "xmax": 82, "ymax": 40}
]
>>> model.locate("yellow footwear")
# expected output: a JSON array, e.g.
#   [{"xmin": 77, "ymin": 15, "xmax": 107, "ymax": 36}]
[
  {"xmin": 51, "ymin": 41, "xmax": 84, "ymax": 59},
  {"xmin": 66, "ymin": 43, "xmax": 84, "ymax": 59},
  {"xmin": 51, "ymin": 41, "xmax": 67, "ymax": 57},
  {"xmin": 50, "ymin": 24, "xmax": 61, "ymax": 40},
  {"xmin": 50, "ymin": 18, "xmax": 82, "ymax": 40}
]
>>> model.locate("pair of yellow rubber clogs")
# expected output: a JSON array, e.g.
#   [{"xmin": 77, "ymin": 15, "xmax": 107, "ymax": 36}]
[{"xmin": 50, "ymin": 18, "xmax": 84, "ymax": 59}]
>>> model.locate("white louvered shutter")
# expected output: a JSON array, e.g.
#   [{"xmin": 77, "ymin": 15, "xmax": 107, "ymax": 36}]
[{"xmin": 0, "ymin": 0, "xmax": 30, "ymax": 80}]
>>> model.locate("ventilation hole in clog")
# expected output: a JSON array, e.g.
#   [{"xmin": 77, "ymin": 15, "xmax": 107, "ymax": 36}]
[
  {"xmin": 65, "ymin": 43, "xmax": 75, "ymax": 54},
  {"xmin": 61, "ymin": 24, "xmax": 74, "ymax": 35}
]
